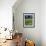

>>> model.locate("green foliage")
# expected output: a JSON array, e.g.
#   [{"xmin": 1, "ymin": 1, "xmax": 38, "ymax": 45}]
[{"xmin": 25, "ymin": 19, "xmax": 32, "ymax": 25}]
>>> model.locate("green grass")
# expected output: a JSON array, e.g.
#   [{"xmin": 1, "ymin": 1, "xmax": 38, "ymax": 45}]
[{"xmin": 25, "ymin": 19, "xmax": 32, "ymax": 25}]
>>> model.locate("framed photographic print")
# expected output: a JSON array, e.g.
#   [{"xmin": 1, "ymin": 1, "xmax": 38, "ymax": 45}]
[
  {"xmin": 13, "ymin": 13, "xmax": 15, "ymax": 31},
  {"xmin": 23, "ymin": 13, "xmax": 35, "ymax": 28}
]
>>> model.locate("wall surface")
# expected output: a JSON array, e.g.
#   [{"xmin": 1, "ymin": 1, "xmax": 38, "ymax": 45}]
[
  {"xmin": 13, "ymin": 0, "xmax": 41, "ymax": 46},
  {"xmin": 41, "ymin": 0, "xmax": 46, "ymax": 46},
  {"xmin": 0, "ymin": 0, "xmax": 16, "ymax": 30}
]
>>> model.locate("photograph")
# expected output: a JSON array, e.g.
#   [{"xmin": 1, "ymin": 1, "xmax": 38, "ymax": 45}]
[{"xmin": 23, "ymin": 13, "xmax": 35, "ymax": 28}]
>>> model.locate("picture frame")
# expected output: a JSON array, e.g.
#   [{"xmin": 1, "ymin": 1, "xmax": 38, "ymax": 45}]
[
  {"xmin": 13, "ymin": 13, "xmax": 15, "ymax": 31},
  {"xmin": 23, "ymin": 13, "xmax": 35, "ymax": 28}
]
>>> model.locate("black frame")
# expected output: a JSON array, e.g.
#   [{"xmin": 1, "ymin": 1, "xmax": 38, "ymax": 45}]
[{"xmin": 23, "ymin": 13, "xmax": 35, "ymax": 28}]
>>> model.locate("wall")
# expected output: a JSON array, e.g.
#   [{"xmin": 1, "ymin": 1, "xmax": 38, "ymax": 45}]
[
  {"xmin": 13, "ymin": 0, "xmax": 41, "ymax": 46},
  {"xmin": 41, "ymin": 0, "xmax": 46, "ymax": 46},
  {"xmin": 0, "ymin": 0, "xmax": 16, "ymax": 30}
]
